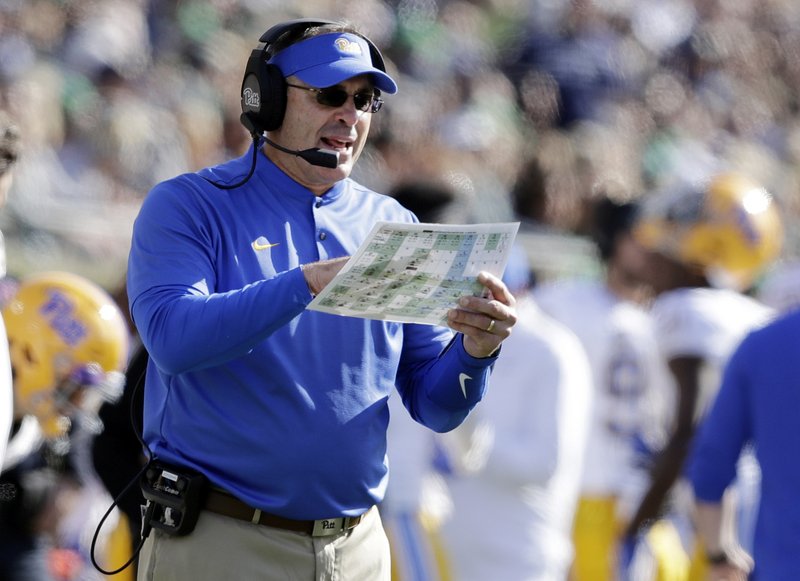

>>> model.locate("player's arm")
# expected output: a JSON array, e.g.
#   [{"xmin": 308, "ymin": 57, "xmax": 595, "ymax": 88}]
[
  {"xmin": 624, "ymin": 355, "xmax": 701, "ymax": 536},
  {"xmin": 688, "ymin": 338, "xmax": 754, "ymax": 578}
]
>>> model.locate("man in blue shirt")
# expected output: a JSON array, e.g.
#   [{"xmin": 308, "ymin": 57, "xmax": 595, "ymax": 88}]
[
  {"xmin": 688, "ymin": 309, "xmax": 800, "ymax": 580},
  {"xmin": 127, "ymin": 19, "xmax": 517, "ymax": 580}
]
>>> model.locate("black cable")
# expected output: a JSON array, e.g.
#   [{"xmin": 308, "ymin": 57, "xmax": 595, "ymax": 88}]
[
  {"xmin": 89, "ymin": 461, "xmax": 152, "ymax": 575},
  {"xmin": 90, "ymin": 137, "xmax": 262, "ymax": 573},
  {"xmin": 204, "ymin": 135, "xmax": 260, "ymax": 190},
  {"xmin": 92, "ymin": 134, "xmax": 260, "ymax": 573},
  {"xmin": 89, "ymin": 358, "xmax": 155, "ymax": 576}
]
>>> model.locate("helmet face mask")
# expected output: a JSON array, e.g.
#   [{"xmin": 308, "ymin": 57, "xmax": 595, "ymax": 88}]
[
  {"xmin": 634, "ymin": 173, "xmax": 783, "ymax": 291},
  {"xmin": 3, "ymin": 272, "xmax": 129, "ymax": 438}
]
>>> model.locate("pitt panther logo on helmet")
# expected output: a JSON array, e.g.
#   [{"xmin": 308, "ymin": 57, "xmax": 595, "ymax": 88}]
[{"xmin": 40, "ymin": 289, "xmax": 87, "ymax": 347}]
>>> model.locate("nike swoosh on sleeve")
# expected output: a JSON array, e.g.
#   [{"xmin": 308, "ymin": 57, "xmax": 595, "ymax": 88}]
[{"xmin": 458, "ymin": 373, "xmax": 472, "ymax": 399}]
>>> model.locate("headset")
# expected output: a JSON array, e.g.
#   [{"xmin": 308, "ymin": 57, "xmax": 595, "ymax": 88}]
[
  {"xmin": 209, "ymin": 19, "xmax": 388, "ymax": 189},
  {"xmin": 239, "ymin": 17, "xmax": 389, "ymax": 136}
]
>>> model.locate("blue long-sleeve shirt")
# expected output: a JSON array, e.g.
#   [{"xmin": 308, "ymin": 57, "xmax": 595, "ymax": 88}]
[
  {"xmin": 127, "ymin": 144, "xmax": 497, "ymax": 519},
  {"xmin": 688, "ymin": 309, "xmax": 800, "ymax": 580}
]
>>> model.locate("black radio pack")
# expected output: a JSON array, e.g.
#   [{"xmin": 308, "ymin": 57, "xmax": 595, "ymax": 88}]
[{"xmin": 140, "ymin": 460, "xmax": 209, "ymax": 537}]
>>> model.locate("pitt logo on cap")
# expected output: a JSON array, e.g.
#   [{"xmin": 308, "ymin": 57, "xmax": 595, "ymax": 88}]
[{"xmin": 334, "ymin": 37, "xmax": 362, "ymax": 55}]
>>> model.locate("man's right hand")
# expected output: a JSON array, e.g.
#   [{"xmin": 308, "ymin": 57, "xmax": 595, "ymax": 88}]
[{"xmin": 301, "ymin": 257, "xmax": 349, "ymax": 296}]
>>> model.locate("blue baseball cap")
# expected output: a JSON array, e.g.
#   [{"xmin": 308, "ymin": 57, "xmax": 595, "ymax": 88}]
[{"xmin": 270, "ymin": 32, "xmax": 398, "ymax": 94}]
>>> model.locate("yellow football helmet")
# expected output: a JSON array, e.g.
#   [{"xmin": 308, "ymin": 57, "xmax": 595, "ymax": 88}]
[
  {"xmin": 634, "ymin": 173, "xmax": 783, "ymax": 290},
  {"xmin": 3, "ymin": 271, "xmax": 130, "ymax": 438}
]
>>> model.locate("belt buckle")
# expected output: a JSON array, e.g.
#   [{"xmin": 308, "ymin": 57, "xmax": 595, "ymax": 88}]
[{"xmin": 311, "ymin": 517, "xmax": 348, "ymax": 537}]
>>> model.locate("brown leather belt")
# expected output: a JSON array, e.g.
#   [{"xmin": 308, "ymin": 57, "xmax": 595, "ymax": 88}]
[{"xmin": 204, "ymin": 488, "xmax": 368, "ymax": 537}]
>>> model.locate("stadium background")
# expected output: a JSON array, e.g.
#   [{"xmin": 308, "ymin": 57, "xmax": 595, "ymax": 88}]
[{"xmin": 0, "ymin": 0, "xmax": 798, "ymax": 290}]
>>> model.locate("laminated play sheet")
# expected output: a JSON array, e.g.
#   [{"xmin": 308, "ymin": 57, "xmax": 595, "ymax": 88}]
[{"xmin": 307, "ymin": 221, "xmax": 519, "ymax": 325}]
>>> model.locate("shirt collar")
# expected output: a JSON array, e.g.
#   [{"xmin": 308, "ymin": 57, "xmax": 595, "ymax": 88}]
[{"xmin": 253, "ymin": 142, "xmax": 347, "ymax": 203}]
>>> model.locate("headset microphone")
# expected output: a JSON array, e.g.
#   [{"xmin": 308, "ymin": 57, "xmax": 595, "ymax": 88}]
[
  {"xmin": 202, "ymin": 115, "xmax": 339, "ymax": 190},
  {"xmin": 262, "ymin": 136, "xmax": 339, "ymax": 168}
]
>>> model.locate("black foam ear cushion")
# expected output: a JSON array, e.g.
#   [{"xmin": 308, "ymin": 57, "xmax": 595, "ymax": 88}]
[
  {"xmin": 240, "ymin": 54, "xmax": 287, "ymax": 134},
  {"xmin": 257, "ymin": 63, "xmax": 288, "ymax": 132}
]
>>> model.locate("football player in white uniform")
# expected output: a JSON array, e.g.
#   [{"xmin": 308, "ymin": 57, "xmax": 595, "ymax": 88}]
[
  {"xmin": 534, "ymin": 197, "xmax": 670, "ymax": 581},
  {"xmin": 439, "ymin": 246, "xmax": 593, "ymax": 580},
  {"xmin": 621, "ymin": 173, "xmax": 782, "ymax": 580}
]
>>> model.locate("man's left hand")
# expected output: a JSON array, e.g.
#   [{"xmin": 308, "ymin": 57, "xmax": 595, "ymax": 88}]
[{"xmin": 447, "ymin": 271, "xmax": 517, "ymax": 358}]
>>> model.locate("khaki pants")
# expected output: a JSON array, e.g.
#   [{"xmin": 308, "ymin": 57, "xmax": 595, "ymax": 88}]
[{"xmin": 137, "ymin": 506, "xmax": 390, "ymax": 581}]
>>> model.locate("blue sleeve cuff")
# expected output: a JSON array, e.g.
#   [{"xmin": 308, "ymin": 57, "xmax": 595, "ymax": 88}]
[
  {"xmin": 289, "ymin": 266, "xmax": 315, "ymax": 304},
  {"xmin": 428, "ymin": 334, "xmax": 497, "ymax": 410}
]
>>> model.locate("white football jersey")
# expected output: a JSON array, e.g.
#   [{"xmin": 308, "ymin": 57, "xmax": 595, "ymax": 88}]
[
  {"xmin": 629, "ymin": 286, "xmax": 776, "ymax": 555},
  {"xmin": 650, "ymin": 287, "xmax": 774, "ymax": 425},
  {"xmin": 534, "ymin": 278, "xmax": 670, "ymax": 496},
  {"xmin": 439, "ymin": 296, "xmax": 593, "ymax": 580}
]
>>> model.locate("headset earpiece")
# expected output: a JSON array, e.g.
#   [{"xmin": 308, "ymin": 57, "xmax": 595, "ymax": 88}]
[
  {"xmin": 240, "ymin": 45, "xmax": 286, "ymax": 134},
  {"xmin": 239, "ymin": 18, "xmax": 387, "ymax": 136},
  {"xmin": 239, "ymin": 18, "xmax": 335, "ymax": 136}
]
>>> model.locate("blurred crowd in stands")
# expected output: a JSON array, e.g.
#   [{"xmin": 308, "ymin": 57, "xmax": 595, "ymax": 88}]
[
  {"xmin": 2, "ymin": 1, "xmax": 800, "ymax": 579},
  {"xmin": 0, "ymin": 0, "xmax": 798, "ymax": 287}
]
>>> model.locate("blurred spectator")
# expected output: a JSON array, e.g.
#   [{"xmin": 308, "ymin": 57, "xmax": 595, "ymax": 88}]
[
  {"xmin": 0, "ymin": 0, "xmax": 797, "ymax": 292},
  {"xmin": 510, "ymin": 155, "xmax": 550, "ymax": 231},
  {"xmin": 512, "ymin": 0, "xmax": 630, "ymax": 127}
]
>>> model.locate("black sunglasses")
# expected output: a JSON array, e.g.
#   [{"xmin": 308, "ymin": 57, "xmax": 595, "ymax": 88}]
[{"xmin": 286, "ymin": 83, "xmax": 384, "ymax": 113}]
